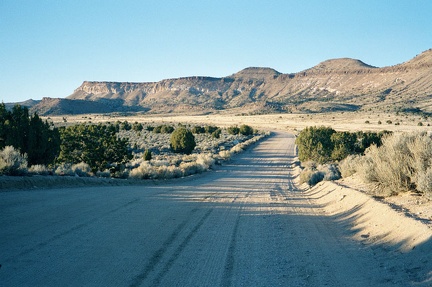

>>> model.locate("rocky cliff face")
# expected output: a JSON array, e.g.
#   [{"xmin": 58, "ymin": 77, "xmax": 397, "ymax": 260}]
[{"xmin": 30, "ymin": 49, "xmax": 432, "ymax": 115}]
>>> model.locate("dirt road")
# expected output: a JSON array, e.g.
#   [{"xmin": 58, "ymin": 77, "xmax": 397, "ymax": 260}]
[{"xmin": 1, "ymin": 132, "xmax": 431, "ymax": 286}]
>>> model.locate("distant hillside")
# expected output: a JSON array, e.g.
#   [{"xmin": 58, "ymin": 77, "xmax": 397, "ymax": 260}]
[{"xmin": 25, "ymin": 49, "xmax": 432, "ymax": 115}]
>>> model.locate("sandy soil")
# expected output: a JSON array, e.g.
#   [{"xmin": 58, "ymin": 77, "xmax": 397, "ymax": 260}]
[
  {"xmin": 50, "ymin": 110, "xmax": 432, "ymax": 133},
  {"xmin": 1, "ymin": 132, "xmax": 431, "ymax": 286}
]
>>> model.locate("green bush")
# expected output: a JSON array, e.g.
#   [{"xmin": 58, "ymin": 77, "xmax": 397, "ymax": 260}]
[
  {"xmin": 120, "ymin": 121, "xmax": 132, "ymax": 131},
  {"xmin": 227, "ymin": 126, "xmax": 240, "ymax": 135},
  {"xmin": 355, "ymin": 131, "xmax": 387, "ymax": 154},
  {"xmin": 0, "ymin": 104, "xmax": 60, "ymax": 166},
  {"xmin": 205, "ymin": 125, "xmax": 218, "ymax": 134},
  {"xmin": 191, "ymin": 126, "xmax": 205, "ymax": 134},
  {"xmin": 132, "ymin": 122, "xmax": 143, "ymax": 131},
  {"xmin": 239, "ymin": 124, "xmax": 254, "ymax": 136},
  {"xmin": 295, "ymin": 126, "xmax": 336, "ymax": 164},
  {"xmin": 58, "ymin": 123, "xmax": 132, "ymax": 173},
  {"xmin": 143, "ymin": 149, "xmax": 152, "ymax": 161},
  {"xmin": 170, "ymin": 128, "xmax": 196, "ymax": 154},
  {"xmin": 212, "ymin": 129, "xmax": 222, "ymax": 139},
  {"xmin": 160, "ymin": 125, "xmax": 175, "ymax": 134},
  {"xmin": 331, "ymin": 132, "xmax": 357, "ymax": 161},
  {"xmin": 296, "ymin": 126, "xmax": 388, "ymax": 164}
]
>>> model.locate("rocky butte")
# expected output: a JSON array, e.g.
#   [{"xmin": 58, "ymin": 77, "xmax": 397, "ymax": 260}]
[{"xmin": 19, "ymin": 49, "xmax": 432, "ymax": 115}]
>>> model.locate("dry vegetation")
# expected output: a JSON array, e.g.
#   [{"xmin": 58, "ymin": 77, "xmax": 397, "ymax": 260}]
[{"xmin": 0, "ymin": 118, "xmax": 267, "ymax": 180}]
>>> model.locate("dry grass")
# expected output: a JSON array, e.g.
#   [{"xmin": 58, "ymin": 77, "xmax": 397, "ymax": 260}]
[{"xmin": 342, "ymin": 132, "xmax": 432, "ymax": 197}]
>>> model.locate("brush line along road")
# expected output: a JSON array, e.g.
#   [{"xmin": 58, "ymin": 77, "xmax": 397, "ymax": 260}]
[{"xmin": 0, "ymin": 132, "xmax": 422, "ymax": 286}]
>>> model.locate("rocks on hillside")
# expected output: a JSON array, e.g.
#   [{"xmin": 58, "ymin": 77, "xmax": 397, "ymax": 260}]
[{"xmin": 18, "ymin": 49, "xmax": 432, "ymax": 116}]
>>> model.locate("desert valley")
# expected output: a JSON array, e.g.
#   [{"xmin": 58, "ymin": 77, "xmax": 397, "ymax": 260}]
[{"xmin": 2, "ymin": 49, "xmax": 432, "ymax": 286}]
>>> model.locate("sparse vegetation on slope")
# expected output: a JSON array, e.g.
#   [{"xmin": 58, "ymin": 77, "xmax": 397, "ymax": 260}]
[{"xmin": 25, "ymin": 49, "xmax": 432, "ymax": 116}]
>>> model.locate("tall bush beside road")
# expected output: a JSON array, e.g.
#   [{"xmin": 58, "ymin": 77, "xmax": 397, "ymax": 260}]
[
  {"xmin": 170, "ymin": 128, "xmax": 196, "ymax": 154},
  {"xmin": 58, "ymin": 123, "xmax": 132, "ymax": 173},
  {"xmin": 0, "ymin": 104, "xmax": 60, "ymax": 166},
  {"xmin": 0, "ymin": 146, "xmax": 28, "ymax": 175},
  {"xmin": 295, "ymin": 126, "xmax": 336, "ymax": 164},
  {"xmin": 354, "ymin": 132, "xmax": 432, "ymax": 197},
  {"xmin": 295, "ymin": 126, "xmax": 388, "ymax": 186}
]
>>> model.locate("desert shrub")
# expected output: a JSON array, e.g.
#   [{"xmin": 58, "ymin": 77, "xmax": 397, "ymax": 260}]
[
  {"xmin": 320, "ymin": 164, "xmax": 341, "ymax": 181},
  {"xmin": 153, "ymin": 126, "xmax": 162, "ymax": 133},
  {"xmin": 230, "ymin": 144, "xmax": 243, "ymax": 153},
  {"xmin": 129, "ymin": 162, "xmax": 156, "ymax": 179},
  {"xmin": 300, "ymin": 169, "xmax": 324, "ymax": 186},
  {"xmin": 179, "ymin": 161, "xmax": 199, "ymax": 176},
  {"xmin": 143, "ymin": 149, "xmax": 152, "ymax": 161},
  {"xmin": 299, "ymin": 161, "xmax": 319, "ymax": 185},
  {"xmin": 212, "ymin": 129, "xmax": 222, "ymax": 139},
  {"xmin": 0, "ymin": 146, "xmax": 28, "ymax": 175},
  {"xmin": 71, "ymin": 162, "xmax": 92, "ymax": 177},
  {"xmin": 160, "ymin": 125, "xmax": 175, "ymax": 134},
  {"xmin": 55, "ymin": 163, "xmax": 75, "ymax": 176},
  {"xmin": 355, "ymin": 131, "xmax": 388, "ymax": 154},
  {"xmin": 300, "ymin": 161, "xmax": 341, "ymax": 186},
  {"xmin": 132, "ymin": 122, "xmax": 143, "ymax": 131},
  {"xmin": 196, "ymin": 154, "xmax": 215, "ymax": 171},
  {"xmin": 296, "ymin": 126, "xmax": 336, "ymax": 164},
  {"xmin": 55, "ymin": 162, "xmax": 91, "ymax": 177},
  {"xmin": 356, "ymin": 133, "xmax": 427, "ymax": 195},
  {"xmin": 239, "ymin": 124, "xmax": 254, "ymax": 136},
  {"xmin": 338, "ymin": 154, "xmax": 362, "ymax": 178},
  {"xmin": 219, "ymin": 150, "xmax": 231, "ymax": 160},
  {"xmin": 120, "ymin": 121, "xmax": 132, "ymax": 131},
  {"xmin": 227, "ymin": 126, "xmax": 240, "ymax": 135},
  {"xmin": 28, "ymin": 164, "xmax": 50, "ymax": 175},
  {"xmin": 331, "ymin": 132, "xmax": 357, "ymax": 161},
  {"xmin": 415, "ymin": 167, "xmax": 432, "ymax": 198},
  {"xmin": 205, "ymin": 125, "xmax": 218, "ymax": 134},
  {"xmin": 170, "ymin": 128, "xmax": 196, "ymax": 154},
  {"xmin": 153, "ymin": 124, "xmax": 175, "ymax": 134},
  {"xmin": 191, "ymin": 126, "xmax": 205, "ymax": 134}
]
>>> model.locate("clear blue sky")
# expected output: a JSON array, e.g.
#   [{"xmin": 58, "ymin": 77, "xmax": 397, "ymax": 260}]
[{"xmin": 1, "ymin": 0, "xmax": 431, "ymax": 103}]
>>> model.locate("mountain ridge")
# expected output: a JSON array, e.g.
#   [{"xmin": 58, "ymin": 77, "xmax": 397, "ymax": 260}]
[{"xmin": 11, "ymin": 49, "xmax": 432, "ymax": 115}]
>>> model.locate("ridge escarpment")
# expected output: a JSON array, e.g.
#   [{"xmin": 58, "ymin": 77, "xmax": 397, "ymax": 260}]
[{"xmin": 27, "ymin": 49, "xmax": 432, "ymax": 115}]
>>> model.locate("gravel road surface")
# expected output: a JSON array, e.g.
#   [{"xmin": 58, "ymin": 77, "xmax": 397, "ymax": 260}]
[{"xmin": 1, "ymin": 132, "xmax": 430, "ymax": 286}]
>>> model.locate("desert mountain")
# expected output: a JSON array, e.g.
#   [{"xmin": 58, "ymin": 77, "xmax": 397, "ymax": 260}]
[{"xmin": 27, "ymin": 49, "xmax": 432, "ymax": 115}]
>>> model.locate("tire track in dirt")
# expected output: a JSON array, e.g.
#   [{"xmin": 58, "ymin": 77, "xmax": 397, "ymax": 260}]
[
  {"xmin": 150, "ymin": 208, "xmax": 213, "ymax": 286},
  {"xmin": 139, "ymin": 188, "xmax": 248, "ymax": 287},
  {"xmin": 129, "ymin": 207, "xmax": 200, "ymax": 287},
  {"xmin": 220, "ymin": 206, "xmax": 242, "ymax": 287}
]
